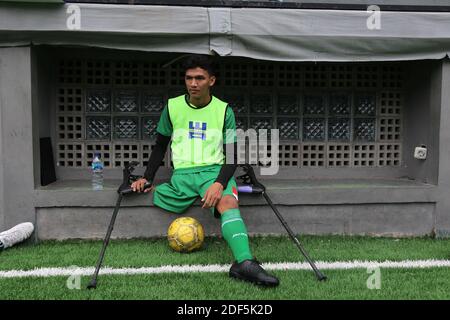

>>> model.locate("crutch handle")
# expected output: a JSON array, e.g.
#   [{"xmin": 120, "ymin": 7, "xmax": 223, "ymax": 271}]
[
  {"xmin": 237, "ymin": 185, "xmax": 264, "ymax": 194},
  {"xmin": 237, "ymin": 164, "xmax": 266, "ymax": 191},
  {"xmin": 119, "ymin": 182, "xmax": 153, "ymax": 195}
]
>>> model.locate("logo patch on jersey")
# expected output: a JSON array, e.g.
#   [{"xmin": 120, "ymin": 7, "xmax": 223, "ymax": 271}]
[
  {"xmin": 188, "ymin": 121, "xmax": 207, "ymax": 140},
  {"xmin": 232, "ymin": 186, "xmax": 239, "ymax": 201}
]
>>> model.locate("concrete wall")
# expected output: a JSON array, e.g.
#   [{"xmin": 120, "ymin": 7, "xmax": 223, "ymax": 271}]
[
  {"xmin": 435, "ymin": 60, "xmax": 450, "ymax": 237},
  {"xmin": 1, "ymin": 45, "xmax": 449, "ymax": 239},
  {"xmin": 404, "ymin": 61, "xmax": 438, "ymax": 184},
  {"xmin": 0, "ymin": 56, "xmax": 4, "ymax": 232},
  {"xmin": 0, "ymin": 47, "xmax": 36, "ymax": 231},
  {"xmin": 36, "ymin": 202, "xmax": 435, "ymax": 240},
  {"xmin": 33, "ymin": 177, "xmax": 437, "ymax": 239}
]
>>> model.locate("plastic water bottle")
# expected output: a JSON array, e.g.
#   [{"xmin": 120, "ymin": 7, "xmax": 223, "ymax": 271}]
[{"xmin": 91, "ymin": 153, "xmax": 104, "ymax": 191}]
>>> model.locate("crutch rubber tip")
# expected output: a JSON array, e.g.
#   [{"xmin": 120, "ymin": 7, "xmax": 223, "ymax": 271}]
[
  {"xmin": 87, "ymin": 280, "xmax": 97, "ymax": 289},
  {"xmin": 318, "ymin": 275, "xmax": 327, "ymax": 281}
]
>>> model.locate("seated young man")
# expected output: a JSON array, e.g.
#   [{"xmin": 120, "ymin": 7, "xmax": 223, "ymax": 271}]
[{"xmin": 132, "ymin": 54, "xmax": 279, "ymax": 287}]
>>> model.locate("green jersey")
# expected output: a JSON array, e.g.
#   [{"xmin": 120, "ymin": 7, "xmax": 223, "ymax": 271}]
[{"xmin": 156, "ymin": 94, "xmax": 237, "ymax": 171}]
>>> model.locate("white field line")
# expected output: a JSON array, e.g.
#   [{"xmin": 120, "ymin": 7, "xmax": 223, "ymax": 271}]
[{"xmin": 2, "ymin": 259, "xmax": 450, "ymax": 279}]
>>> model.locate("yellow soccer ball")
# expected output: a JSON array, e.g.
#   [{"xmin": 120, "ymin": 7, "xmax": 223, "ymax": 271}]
[{"xmin": 167, "ymin": 217, "xmax": 205, "ymax": 253}]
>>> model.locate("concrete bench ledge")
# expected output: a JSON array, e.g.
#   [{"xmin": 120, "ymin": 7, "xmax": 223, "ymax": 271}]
[
  {"xmin": 34, "ymin": 179, "xmax": 439, "ymax": 239},
  {"xmin": 34, "ymin": 178, "xmax": 437, "ymax": 207}
]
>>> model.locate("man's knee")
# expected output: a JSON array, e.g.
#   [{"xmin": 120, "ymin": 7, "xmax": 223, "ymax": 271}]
[{"xmin": 216, "ymin": 195, "xmax": 238, "ymax": 214}]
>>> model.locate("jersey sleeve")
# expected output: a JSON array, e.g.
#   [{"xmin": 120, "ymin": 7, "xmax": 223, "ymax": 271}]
[
  {"xmin": 143, "ymin": 133, "xmax": 171, "ymax": 182},
  {"xmin": 215, "ymin": 105, "xmax": 238, "ymax": 188},
  {"xmin": 156, "ymin": 105, "xmax": 173, "ymax": 137},
  {"xmin": 223, "ymin": 105, "xmax": 237, "ymax": 144}
]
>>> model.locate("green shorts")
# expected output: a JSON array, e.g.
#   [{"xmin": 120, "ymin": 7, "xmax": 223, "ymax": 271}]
[{"xmin": 153, "ymin": 164, "xmax": 239, "ymax": 217}]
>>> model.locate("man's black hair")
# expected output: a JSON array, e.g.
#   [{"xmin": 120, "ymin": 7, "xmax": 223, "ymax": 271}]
[{"xmin": 182, "ymin": 54, "xmax": 216, "ymax": 77}]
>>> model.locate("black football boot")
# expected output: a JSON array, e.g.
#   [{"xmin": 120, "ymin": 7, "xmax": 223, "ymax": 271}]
[{"xmin": 229, "ymin": 259, "xmax": 279, "ymax": 287}]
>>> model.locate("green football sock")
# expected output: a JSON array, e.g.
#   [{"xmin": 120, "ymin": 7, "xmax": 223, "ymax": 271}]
[{"xmin": 220, "ymin": 208, "xmax": 253, "ymax": 263}]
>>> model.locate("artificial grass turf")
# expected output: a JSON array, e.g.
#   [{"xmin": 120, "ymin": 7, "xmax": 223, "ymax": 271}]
[
  {"xmin": 1, "ymin": 268, "xmax": 450, "ymax": 300},
  {"xmin": 1, "ymin": 235, "xmax": 450, "ymax": 300},
  {"xmin": 1, "ymin": 235, "xmax": 450, "ymax": 271}
]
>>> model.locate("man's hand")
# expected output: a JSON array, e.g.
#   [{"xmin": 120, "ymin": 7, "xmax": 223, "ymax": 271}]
[
  {"xmin": 201, "ymin": 182, "xmax": 224, "ymax": 209},
  {"xmin": 131, "ymin": 178, "xmax": 154, "ymax": 193}
]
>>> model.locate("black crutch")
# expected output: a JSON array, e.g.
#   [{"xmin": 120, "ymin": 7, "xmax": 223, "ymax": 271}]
[
  {"xmin": 87, "ymin": 161, "xmax": 152, "ymax": 289},
  {"xmin": 237, "ymin": 164, "xmax": 327, "ymax": 281}
]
